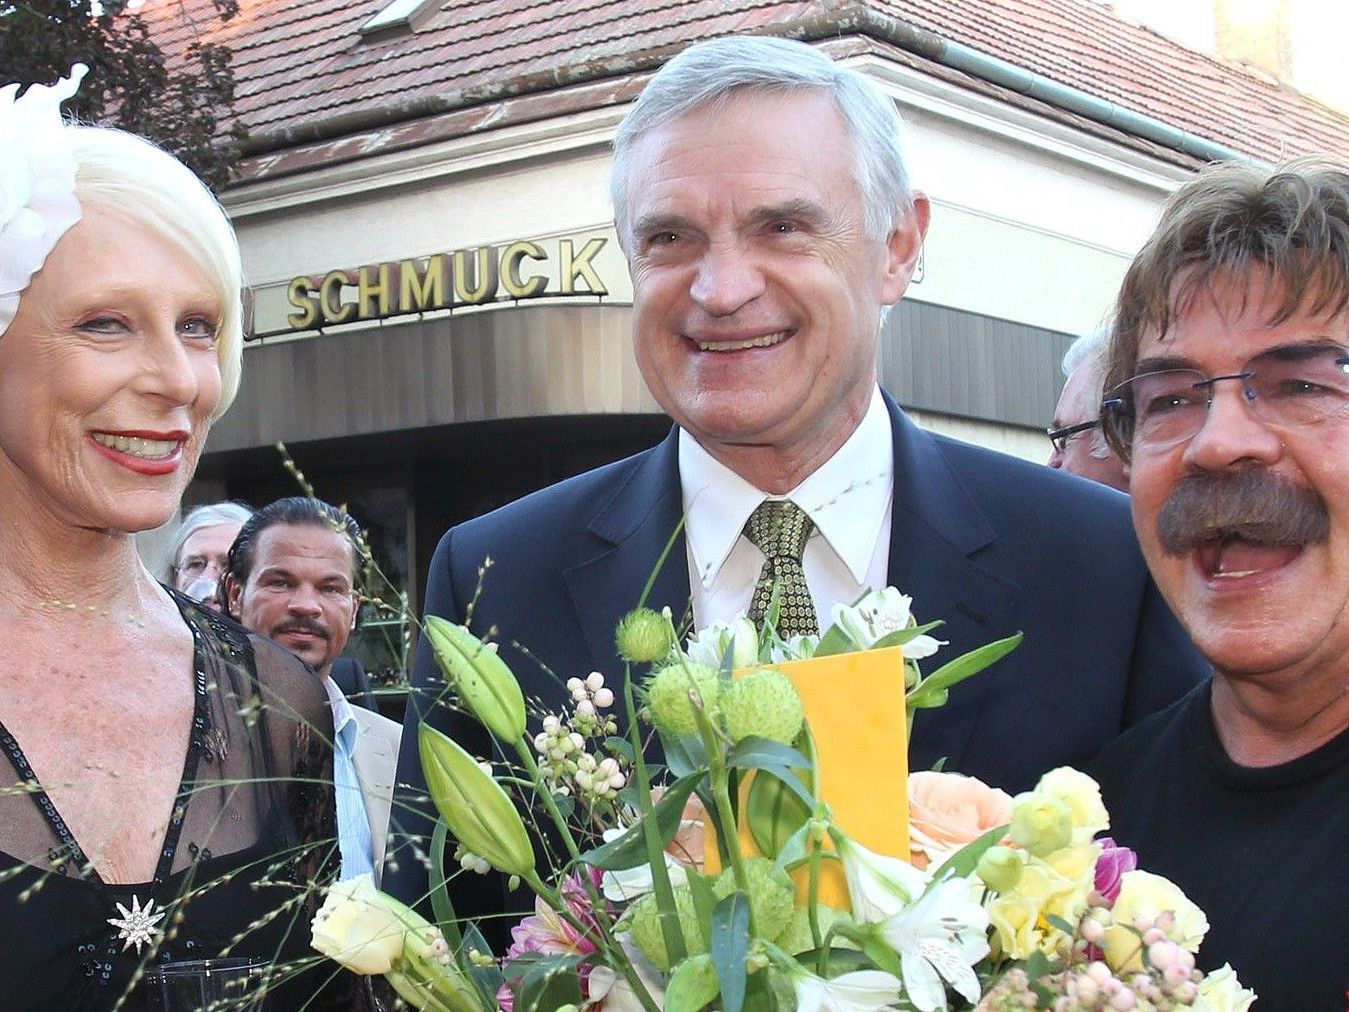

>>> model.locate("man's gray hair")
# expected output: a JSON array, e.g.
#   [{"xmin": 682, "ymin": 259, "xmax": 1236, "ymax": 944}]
[
  {"xmin": 161, "ymin": 501, "xmax": 254, "ymax": 583},
  {"xmin": 610, "ymin": 36, "xmax": 915, "ymax": 246},
  {"xmin": 1061, "ymin": 327, "xmax": 1110, "ymax": 378}
]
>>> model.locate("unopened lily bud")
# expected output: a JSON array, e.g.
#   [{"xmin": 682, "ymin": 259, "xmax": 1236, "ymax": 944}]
[
  {"xmin": 425, "ymin": 616, "xmax": 526, "ymax": 741},
  {"xmin": 976, "ymin": 845, "xmax": 1026, "ymax": 893},
  {"xmin": 419, "ymin": 724, "xmax": 534, "ymax": 879},
  {"xmin": 616, "ymin": 607, "xmax": 675, "ymax": 663}
]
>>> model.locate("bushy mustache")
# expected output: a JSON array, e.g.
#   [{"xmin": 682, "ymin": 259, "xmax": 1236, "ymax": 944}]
[
  {"xmin": 1155, "ymin": 468, "xmax": 1330, "ymax": 555},
  {"xmin": 273, "ymin": 616, "xmax": 329, "ymax": 641}
]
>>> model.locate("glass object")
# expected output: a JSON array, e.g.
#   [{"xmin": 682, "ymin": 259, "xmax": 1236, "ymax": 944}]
[
  {"xmin": 144, "ymin": 957, "xmax": 269, "ymax": 1011},
  {"xmin": 1046, "ymin": 419, "xmax": 1098, "ymax": 453},
  {"xmin": 1103, "ymin": 343, "xmax": 1349, "ymax": 451}
]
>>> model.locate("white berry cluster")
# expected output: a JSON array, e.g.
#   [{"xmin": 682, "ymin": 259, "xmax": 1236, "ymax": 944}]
[{"xmin": 531, "ymin": 672, "xmax": 627, "ymax": 812}]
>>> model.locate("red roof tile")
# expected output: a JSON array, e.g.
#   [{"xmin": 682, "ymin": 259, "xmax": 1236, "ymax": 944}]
[{"xmin": 134, "ymin": 0, "xmax": 1349, "ymax": 177}]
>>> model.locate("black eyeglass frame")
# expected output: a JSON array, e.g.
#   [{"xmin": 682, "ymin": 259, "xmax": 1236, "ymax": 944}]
[{"xmin": 1046, "ymin": 419, "xmax": 1099, "ymax": 453}]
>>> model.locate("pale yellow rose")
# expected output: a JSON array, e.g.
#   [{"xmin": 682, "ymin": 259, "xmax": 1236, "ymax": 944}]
[
  {"xmin": 311, "ymin": 874, "xmax": 406, "ymax": 975},
  {"xmin": 1009, "ymin": 790, "xmax": 1073, "ymax": 858},
  {"xmin": 1195, "ymin": 964, "xmax": 1257, "ymax": 1012},
  {"xmin": 1041, "ymin": 841, "xmax": 1101, "ymax": 888},
  {"xmin": 1035, "ymin": 767, "xmax": 1109, "ymax": 839},
  {"xmin": 987, "ymin": 895, "xmax": 1041, "ymax": 960},
  {"xmin": 908, "ymin": 771, "xmax": 1012, "ymax": 871},
  {"xmin": 1103, "ymin": 870, "xmax": 1209, "ymax": 972}
]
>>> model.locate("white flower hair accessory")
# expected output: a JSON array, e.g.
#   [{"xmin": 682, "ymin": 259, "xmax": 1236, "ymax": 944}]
[{"xmin": 0, "ymin": 63, "xmax": 86, "ymax": 337}]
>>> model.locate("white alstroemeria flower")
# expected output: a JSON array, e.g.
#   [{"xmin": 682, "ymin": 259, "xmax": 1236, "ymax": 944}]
[
  {"xmin": 837, "ymin": 836, "xmax": 928, "ymax": 923},
  {"xmin": 830, "ymin": 588, "xmax": 945, "ymax": 657},
  {"xmin": 874, "ymin": 877, "xmax": 990, "ymax": 1012},
  {"xmin": 686, "ymin": 616, "xmax": 760, "ymax": 669},
  {"xmin": 792, "ymin": 968, "xmax": 904, "ymax": 1011},
  {"xmin": 770, "ymin": 633, "xmax": 821, "ymax": 663},
  {"xmin": 598, "ymin": 826, "xmax": 693, "ymax": 901}
]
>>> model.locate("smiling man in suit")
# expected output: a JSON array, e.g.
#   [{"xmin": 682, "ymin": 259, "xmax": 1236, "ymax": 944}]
[{"xmin": 388, "ymin": 35, "xmax": 1207, "ymax": 923}]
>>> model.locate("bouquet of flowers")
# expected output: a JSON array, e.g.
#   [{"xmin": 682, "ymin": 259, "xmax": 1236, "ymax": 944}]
[{"xmin": 310, "ymin": 585, "xmax": 1254, "ymax": 1011}]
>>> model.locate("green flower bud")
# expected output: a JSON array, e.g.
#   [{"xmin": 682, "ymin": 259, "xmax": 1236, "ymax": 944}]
[
  {"xmin": 719, "ymin": 669, "xmax": 804, "ymax": 745},
  {"xmin": 425, "ymin": 616, "xmax": 526, "ymax": 742},
  {"xmin": 616, "ymin": 607, "xmax": 675, "ymax": 664},
  {"xmin": 1009, "ymin": 790, "xmax": 1074, "ymax": 858},
  {"xmin": 777, "ymin": 903, "xmax": 854, "ymax": 956},
  {"xmin": 713, "ymin": 857, "xmax": 796, "ymax": 943},
  {"xmin": 665, "ymin": 953, "xmax": 720, "ymax": 1010},
  {"xmin": 976, "ymin": 845, "xmax": 1026, "ymax": 893},
  {"xmin": 625, "ymin": 887, "xmax": 705, "ymax": 972},
  {"xmin": 645, "ymin": 662, "xmax": 721, "ymax": 738},
  {"xmin": 419, "ymin": 724, "xmax": 534, "ymax": 879}
]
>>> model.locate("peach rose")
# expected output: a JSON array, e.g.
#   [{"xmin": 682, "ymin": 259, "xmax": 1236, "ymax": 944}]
[{"xmin": 908, "ymin": 771, "xmax": 1013, "ymax": 871}]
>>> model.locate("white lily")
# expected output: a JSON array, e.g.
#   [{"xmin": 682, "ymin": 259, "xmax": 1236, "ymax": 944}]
[
  {"xmin": 836, "ymin": 836, "xmax": 928, "ymax": 923},
  {"xmin": 874, "ymin": 877, "xmax": 990, "ymax": 1012},
  {"xmin": 792, "ymin": 968, "xmax": 905, "ymax": 1011},
  {"xmin": 686, "ymin": 616, "xmax": 760, "ymax": 669},
  {"xmin": 830, "ymin": 588, "xmax": 945, "ymax": 657}
]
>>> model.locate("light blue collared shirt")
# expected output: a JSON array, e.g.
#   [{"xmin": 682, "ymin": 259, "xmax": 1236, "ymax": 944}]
[{"xmin": 324, "ymin": 678, "xmax": 375, "ymax": 881}]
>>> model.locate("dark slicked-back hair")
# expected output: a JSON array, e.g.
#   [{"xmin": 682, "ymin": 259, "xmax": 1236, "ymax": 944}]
[
  {"xmin": 222, "ymin": 496, "xmax": 369, "ymax": 621},
  {"xmin": 1105, "ymin": 156, "xmax": 1349, "ymax": 458}
]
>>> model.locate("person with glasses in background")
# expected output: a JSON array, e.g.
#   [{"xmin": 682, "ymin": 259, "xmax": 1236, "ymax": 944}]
[
  {"xmin": 1088, "ymin": 156, "xmax": 1349, "ymax": 1009},
  {"xmin": 1047, "ymin": 329, "xmax": 1129, "ymax": 492},
  {"xmin": 161, "ymin": 500, "xmax": 252, "ymax": 607}
]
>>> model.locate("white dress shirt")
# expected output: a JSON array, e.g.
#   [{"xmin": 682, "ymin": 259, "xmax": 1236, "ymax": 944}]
[
  {"xmin": 680, "ymin": 386, "xmax": 894, "ymax": 631},
  {"xmin": 323, "ymin": 677, "xmax": 375, "ymax": 881}
]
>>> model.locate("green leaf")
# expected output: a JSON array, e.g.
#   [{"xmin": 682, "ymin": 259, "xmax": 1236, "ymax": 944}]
[
  {"xmin": 745, "ymin": 726, "xmax": 818, "ymax": 858},
  {"xmin": 580, "ymin": 772, "xmax": 707, "ymax": 871},
  {"xmin": 427, "ymin": 818, "xmax": 462, "ymax": 954},
  {"xmin": 1045, "ymin": 914, "xmax": 1077, "ymax": 935},
  {"xmin": 810, "ymin": 624, "xmax": 856, "ymax": 657},
  {"xmin": 870, "ymin": 619, "xmax": 945, "ymax": 651},
  {"xmin": 710, "ymin": 892, "xmax": 751, "ymax": 1012},
  {"xmin": 930, "ymin": 823, "xmax": 1011, "ymax": 880},
  {"xmin": 727, "ymin": 737, "xmax": 815, "ymax": 809},
  {"xmin": 460, "ymin": 923, "xmax": 503, "ymax": 1008},
  {"xmin": 726, "ymin": 737, "xmax": 812, "ymax": 775},
  {"xmin": 907, "ymin": 633, "xmax": 1023, "ymax": 709},
  {"xmin": 606, "ymin": 735, "xmax": 637, "ymax": 762},
  {"xmin": 509, "ymin": 952, "xmax": 584, "ymax": 1010},
  {"xmin": 664, "ymin": 731, "xmax": 711, "ymax": 780},
  {"xmin": 685, "ymin": 870, "xmax": 719, "ymax": 948}
]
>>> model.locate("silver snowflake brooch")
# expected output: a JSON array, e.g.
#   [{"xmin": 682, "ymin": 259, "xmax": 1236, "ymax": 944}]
[{"xmin": 107, "ymin": 895, "xmax": 167, "ymax": 954}]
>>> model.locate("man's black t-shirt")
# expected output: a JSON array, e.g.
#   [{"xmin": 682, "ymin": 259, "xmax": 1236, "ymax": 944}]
[{"xmin": 1089, "ymin": 682, "xmax": 1349, "ymax": 1011}]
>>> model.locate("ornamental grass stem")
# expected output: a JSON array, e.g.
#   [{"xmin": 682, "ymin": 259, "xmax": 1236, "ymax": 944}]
[
  {"xmin": 692, "ymin": 703, "xmax": 757, "ymax": 937},
  {"xmin": 621, "ymin": 666, "xmax": 688, "ymax": 972}
]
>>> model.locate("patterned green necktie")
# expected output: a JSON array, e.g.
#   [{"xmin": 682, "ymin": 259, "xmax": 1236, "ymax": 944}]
[{"xmin": 744, "ymin": 499, "xmax": 819, "ymax": 637}]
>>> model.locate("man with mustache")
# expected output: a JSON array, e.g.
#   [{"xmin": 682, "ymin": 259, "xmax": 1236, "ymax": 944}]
[
  {"xmin": 223, "ymin": 496, "xmax": 401, "ymax": 883},
  {"xmin": 1089, "ymin": 157, "xmax": 1349, "ymax": 1009}
]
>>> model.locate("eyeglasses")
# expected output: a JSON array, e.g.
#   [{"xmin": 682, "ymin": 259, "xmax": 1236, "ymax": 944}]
[
  {"xmin": 1102, "ymin": 343, "xmax": 1349, "ymax": 451},
  {"xmin": 1046, "ymin": 419, "xmax": 1099, "ymax": 454}
]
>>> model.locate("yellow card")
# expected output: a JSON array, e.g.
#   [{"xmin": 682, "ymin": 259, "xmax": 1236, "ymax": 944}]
[{"xmin": 706, "ymin": 647, "xmax": 910, "ymax": 909}]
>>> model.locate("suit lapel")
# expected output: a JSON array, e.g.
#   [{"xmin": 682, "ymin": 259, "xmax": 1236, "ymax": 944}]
[
  {"xmin": 883, "ymin": 395, "xmax": 1020, "ymax": 772},
  {"xmin": 564, "ymin": 430, "xmax": 691, "ymax": 678},
  {"xmin": 351, "ymin": 708, "xmax": 397, "ymax": 880}
]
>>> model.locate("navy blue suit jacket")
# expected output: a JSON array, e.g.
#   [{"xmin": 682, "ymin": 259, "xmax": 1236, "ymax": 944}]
[{"xmin": 387, "ymin": 394, "xmax": 1208, "ymax": 915}]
